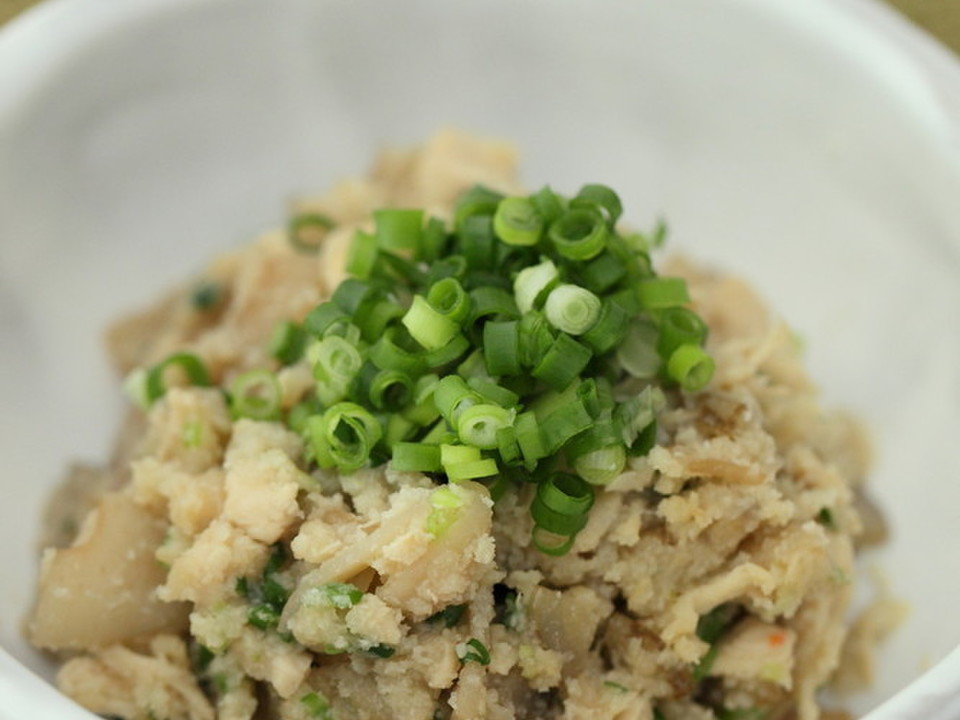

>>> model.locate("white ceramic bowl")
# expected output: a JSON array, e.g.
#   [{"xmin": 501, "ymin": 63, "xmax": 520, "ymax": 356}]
[{"xmin": 1, "ymin": 0, "xmax": 959, "ymax": 717}]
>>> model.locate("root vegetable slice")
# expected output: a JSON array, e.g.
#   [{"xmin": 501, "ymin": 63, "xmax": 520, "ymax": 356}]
[{"xmin": 29, "ymin": 492, "xmax": 188, "ymax": 650}]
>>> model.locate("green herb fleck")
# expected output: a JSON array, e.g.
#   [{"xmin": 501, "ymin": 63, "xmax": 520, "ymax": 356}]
[
  {"xmin": 319, "ymin": 582, "xmax": 363, "ymax": 609},
  {"xmin": 300, "ymin": 692, "xmax": 334, "ymax": 719},
  {"xmin": 693, "ymin": 603, "xmax": 742, "ymax": 681},
  {"xmin": 191, "ymin": 281, "xmax": 223, "ymax": 311},
  {"xmin": 603, "ymin": 681, "xmax": 628, "ymax": 692},
  {"xmin": 181, "ymin": 420, "xmax": 204, "ymax": 448},
  {"xmin": 364, "ymin": 643, "xmax": 396, "ymax": 658},
  {"xmin": 247, "ymin": 603, "xmax": 281, "ymax": 631},
  {"xmin": 427, "ymin": 604, "xmax": 467, "ymax": 628},
  {"xmin": 816, "ymin": 507, "xmax": 836, "ymax": 530},
  {"xmin": 457, "ymin": 638, "xmax": 490, "ymax": 666},
  {"xmin": 212, "ymin": 672, "xmax": 229, "ymax": 695},
  {"xmin": 235, "ymin": 576, "xmax": 250, "ymax": 598}
]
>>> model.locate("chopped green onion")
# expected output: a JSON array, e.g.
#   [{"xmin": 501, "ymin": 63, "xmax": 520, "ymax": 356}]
[
  {"xmin": 493, "ymin": 196, "xmax": 544, "ymax": 246},
  {"xmin": 369, "ymin": 326, "xmax": 426, "ymax": 375},
  {"xmin": 317, "ymin": 582, "xmax": 363, "ymax": 609},
  {"xmin": 572, "ymin": 183, "xmax": 623, "ymax": 225},
  {"xmin": 354, "ymin": 299, "xmax": 405, "ymax": 343},
  {"xmin": 468, "ymin": 286, "xmax": 520, "ymax": 322},
  {"xmin": 530, "ymin": 496, "xmax": 590, "ymax": 536},
  {"xmin": 247, "ymin": 603, "xmax": 281, "ymax": 630},
  {"xmin": 433, "ymin": 376, "xmax": 480, "ymax": 425},
  {"xmin": 496, "ymin": 425, "xmax": 522, "ymax": 466},
  {"xmin": 573, "ymin": 445, "xmax": 626, "ymax": 485},
  {"xmin": 384, "ymin": 412, "xmax": 416, "ymax": 448},
  {"xmin": 300, "ymin": 692, "xmax": 334, "ymax": 720},
  {"xmin": 454, "ymin": 185, "xmax": 504, "ymax": 231},
  {"xmin": 345, "ymin": 230, "xmax": 378, "ymax": 279},
  {"xmin": 288, "ymin": 212, "xmax": 335, "ymax": 254},
  {"xmin": 530, "ymin": 185, "xmax": 567, "ymax": 224},
  {"xmin": 123, "ymin": 368, "xmax": 150, "ymax": 410},
  {"xmin": 538, "ymin": 472, "xmax": 595, "ymax": 516},
  {"xmin": 460, "ymin": 214, "xmax": 497, "ymax": 269},
  {"xmin": 439, "ymin": 444, "xmax": 497, "ymax": 481},
  {"xmin": 422, "ymin": 333, "xmax": 470, "ymax": 368},
  {"xmin": 635, "ymin": 276, "xmax": 690, "ymax": 309},
  {"xmin": 304, "ymin": 301, "xmax": 350, "ymax": 338},
  {"xmin": 579, "ymin": 251, "xmax": 628, "ymax": 294},
  {"xmin": 418, "ymin": 216, "xmax": 449, "ymax": 262},
  {"xmin": 617, "ymin": 317, "xmax": 661, "ymax": 379},
  {"xmin": 364, "ymin": 644, "xmax": 396, "ymax": 659},
  {"xmin": 426, "ymin": 255, "xmax": 468, "ymax": 286},
  {"xmin": 515, "ymin": 411, "xmax": 548, "ymax": 468},
  {"xmin": 374, "ymin": 208, "xmax": 423, "ymax": 252},
  {"xmin": 617, "ymin": 386, "xmax": 665, "ymax": 448},
  {"xmin": 467, "ymin": 377, "xmax": 520, "ymax": 408},
  {"xmin": 666, "ymin": 343, "xmax": 715, "ymax": 392},
  {"xmin": 305, "ymin": 402, "xmax": 382, "ymax": 472},
  {"xmin": 631, "ymin": 418, "xmax": 658, "ymax": 457},
  {"xmin": 539, "ymin": 400, "xmax": 593, "ymax": 454},
  {"xmin": 426, "ymin": 485, "xmax": 466, "ymax": 536},
  {"xmin": 229, "ymin": 370, "xmax": 282, "ymax": 421},
  {"xmin": 532, "ymin": 333, "xmax": 593, "ymax": 392},
  {"xmin": 456, "ymin": 349, "xmax": 491, "ymax": 380},
  {"xmin": 544, "ymin": 284, "xmax": 602, "ymax": 335},
  {"xmin": 391, "ymin": 442, "xmax": 442, "ymax": 472},
  {"xmin": 190, "ymin": 281, "xmax": 222, "ymax": 311},
  {"xmin": 269, "ymin": 321, "xmax": 308, "ymax": 365},
  {"xmin": 209, "ymin": 183, "xmax": 714, "ymax": 557},
  {"xmin": 446, "ymin": 458, "xmax": 498, "ymax": 482},
  {"xmin": 364, "ymin": 366, "xmax": 414, "ymax": 411},
  {"xmin": 517, "ymin": 311, "xmax": 555, "ymax": 369},
  {"xmin": 549, "ymin": 207, "xmax": 607, "ymax": 260},
  {"xmin": 656, "ymin": 307, "xmax": 708, "ymax": 360},
  {"xmin": 145, "ymin": 352, "xmax": 212, "ymax": 404},
  {"xmin": 457, "ymin": 638, "xmax": 491, "ymax": 665},
  {"xmin": 817, "ymin": 507, "xmax": 837, "ymax": 530},
  {"xmin": 693, "ymin": 603, "xmax": 742, "ymax": 681},
  {"xmin": 513, "ymin": 258, "xmax": 559, "ymax": 314},
  {"xmin": 308, "ymin": 335, "xmax": 363, "ymax": 407},
  {"xmin": 426, "ymin": 604, "xmax": 467, "ymax": 628},
  {"xmin": 580, "ymin": 299, "xmax": 631, "ymax": 355},
  {"xmin": 457, "ymin": 404, "xmax": 515, "ymax": 450},
  {"xmin": 403, "ymin": 295, "xmax": 461, "ymax": 351},
  {"xmin": 531, "ymin": 526, "xmax": 576, "ymax": 556},
  {"xmin": 427, "ymin": 277, "xmax": 472, "ymax": 325},
  {"xmin": 331, "ymin": 278, "xmax": 381, "ymax": 317},
  {"xmin": 483, "ymin": 320, "xmax": 521, "ymax": 376}
]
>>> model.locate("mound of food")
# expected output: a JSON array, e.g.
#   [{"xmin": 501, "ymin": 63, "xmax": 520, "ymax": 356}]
[{"xmin": 28, "ymin": 132, "xmax": 882, "ymax": 720}]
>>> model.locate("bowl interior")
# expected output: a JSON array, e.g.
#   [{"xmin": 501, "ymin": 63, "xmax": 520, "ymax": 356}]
[{"xmin": 1, "ymin": 0, "xmax": 959, "ymax": 717}]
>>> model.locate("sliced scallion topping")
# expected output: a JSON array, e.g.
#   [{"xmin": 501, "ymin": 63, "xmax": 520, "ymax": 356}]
[
  {"xmin": 190, "ymin": 281, "xmax": 223, "ymax": 311},
  {"xmin": 635, "ymin": 276, "xmax": 690, "ymax": 309},
  {"xmin": 229, "ymin": 370, "xmax": 282, "ymax": 421},
  {"xmin": 549, "ymin": 207, "xmax": 607, "ymax": 260},
  {"xmin": 145, "ymin": 352, "xmax": 212, "ymax": 404},
  {"xmin": 513, "ymin": 258, "xmax": 559, "ymax": 315},
  {"xmin": 300, "ymin": 692, "xmax": 334, "ymax": 720},
  {"xmin": 374, "ymin": 208, "xmax": 423, "ymax": 252},
  {"xmin": 544, "ymin": 284, "xmax": 602, "ymax": 335},
  {"xmin": 667, "ymin": 344, "xmax": 715, "ymax": 392},
  {"xmin": 493, "ymin": 196, "xmax": 544, "ymax": 246},
  {"xmin": 306, "ymin": 402, "xmax": 383, "ymax": 472},
  {"xmin": 457, "ymin": 638, "xmax": 491, "ymax": 665},
  {"xmin": 259, "ymin": 184, "xmax": 714, "ymax": 554},
  {"xmin": 288, "ymin": 212, "xmax": 335, "ymax": 254}
]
